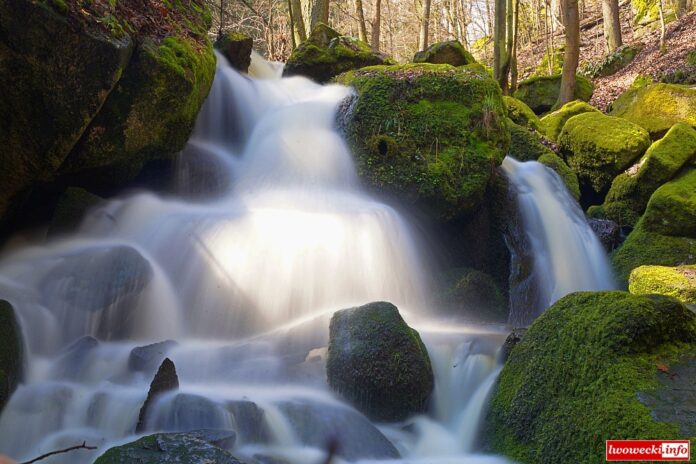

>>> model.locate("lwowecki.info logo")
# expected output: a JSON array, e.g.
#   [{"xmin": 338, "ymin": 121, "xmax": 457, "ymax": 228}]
[{"xmin": 606, "ymin": 440, "xmax": 690, "ymax": 461}]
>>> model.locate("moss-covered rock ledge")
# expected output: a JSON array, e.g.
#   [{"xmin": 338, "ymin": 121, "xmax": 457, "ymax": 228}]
[
  {"xmin": 487, "ymin": 291, "xmax": 696, "ymax": 463},
  {"xmin": 0, "ymin": 0, "xmax": 216, "ymax": 225},
  {"xmin": 336, "ymin": 63, "xmax": 509, "ymax": 220}
]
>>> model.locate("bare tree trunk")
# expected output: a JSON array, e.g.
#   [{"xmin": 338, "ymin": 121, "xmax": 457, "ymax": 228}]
[
  {"xmin": 559, "ymin": 0, "xmax": 579, "ymax": 105},
  {"xmin": 291, "ymin": 0, "xmax": 307, "ymax": 42},
  {"xmin": 418, "ymin": 0, "xmax": 432, "ymax": 50},
  {"xmin": 218, "ymin": 0, "xmax": 225, "ymax": 38},
  {"xmin": 355, "ymin": 0, "xmax": 368, "ymax": 42},
  {"xmin": 658, "ymin": 0, "xmax": 667, "ymax": 53},
  {"xmin": 510, "ymin": 0, "xmax": 520, "ymax": 93},
  {"xmin": 493, "ymin": 0, "xmax": 508, "ymax": 91},
  {"xmin": 371, "ymin": 0, "xmax": 382, "ymax": 50},
  {"xmin": 601, "ymin": 0, "xmax": 622, "ymax": 52},
  {"xmin": 486, "ymin": 0, "xmax": 494, "ymax": 35}
]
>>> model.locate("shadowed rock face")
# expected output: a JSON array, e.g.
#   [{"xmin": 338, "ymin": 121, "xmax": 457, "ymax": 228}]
[
  {"xmin": 0, "ymin": 300, "xmax": 23, "ymax": 413},
  {"xmin": 136, "ymin": 357, "xmax": 179, "ymax": 432},
  {"xmin": 327, "ymin": 301, "xmax": 433, "ymax": 422},
  {"xmin": 215, "ymin": 32, "xmax": 253, "ymax": 73},
  {"xmin": 129, "ymin": 340, "xmax": 178, "ymax": 374}
]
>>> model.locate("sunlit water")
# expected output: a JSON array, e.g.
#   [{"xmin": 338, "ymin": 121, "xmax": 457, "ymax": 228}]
[
  {"xmin": 502, "ymin": 157, "xmax": 616, "ymax": 326},
  {"xmin": 0, "ymin": 53, "xmax": 513, "ymax": 463}
]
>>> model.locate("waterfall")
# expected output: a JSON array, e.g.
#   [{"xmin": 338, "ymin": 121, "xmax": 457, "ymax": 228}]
[
  {"xmin": 0, "ymin": 53, "xmax": 513, "ymax": 463},
  {"xmin": 502, "ymin": 157, "xmax": 616, "ymax": 326}
]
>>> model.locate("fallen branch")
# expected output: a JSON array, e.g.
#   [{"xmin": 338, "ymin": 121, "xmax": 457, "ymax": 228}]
[{"xmin": 20, "ymin": 442, "xmax": 97, "ymax": 464}]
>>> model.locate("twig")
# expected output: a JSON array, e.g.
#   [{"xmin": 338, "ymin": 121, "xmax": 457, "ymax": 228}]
[{"xmin": 20, "ymin": 442, "xmax": 97, "ymax": 464}]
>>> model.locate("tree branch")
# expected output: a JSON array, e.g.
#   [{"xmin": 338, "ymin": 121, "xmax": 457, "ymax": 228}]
[{"xmin": 20, "ymin": 442, "xmax": 97, "ymax": 464}]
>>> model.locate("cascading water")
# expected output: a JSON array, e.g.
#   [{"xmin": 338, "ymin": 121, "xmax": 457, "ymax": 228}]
[
  {"xmin": 502, "ymin": 157, "xmax": 616, "ymax": 326},
  {"xmin": 0, "ymin": 53, "xmax": 512, "ymax": 463}
]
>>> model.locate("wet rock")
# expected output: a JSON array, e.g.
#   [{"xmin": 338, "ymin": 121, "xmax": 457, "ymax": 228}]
[
  {"xmin": 149, "ymin": 393, "xmax": 231, "ymax": 432},
  {"xmin": 0, "ymin": 300, "xmax": 24, "ymax": 412},
  {"xmin": 187, "ymin": 429, "xmax": 236, "ymax": 449},
  {"xmin": 129, "ymin": 340, "xmax": 178, "ymax": 373},
  {"xmin": 588, "ymin": 218, "xmax": 621, "ymax": 252},
  {"xmin": 434, "ymin": 267, "xmax": 508, "ymax": 322},
  {"xmin": 500, "ymin": 328, "xmax": 527, "ymax": 361},
  {"xmin": 226, "ymin": 399, "xmax": 271, "ymax": 443},
  {"xmin": 136, "ymin": 358, "xmax": 179, "ymax": 432},
  {"xmin": 94, "ymin": 432, "xmax": 244, "ymax": 464},
  {"xmin": 277, "ymin": 399, "xmax": 400, "ymax": 460},
  {"xmin": 48, "ymin": 187, "xmax": 104, "ymax": 237},
  {"xmin": 327, "ymin": 301, "xmax": 433, "ymax": 422},
  {"xmin": 54, "ymin": 336, "xmax": 99, "ymax": 379},
  {"xmin": 215, "ymin": 32, "xmax": 253, "ymax": 72}
]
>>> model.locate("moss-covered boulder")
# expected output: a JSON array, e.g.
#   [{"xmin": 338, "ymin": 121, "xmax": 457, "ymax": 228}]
[
  {"xmin": 435, "ymin": 267, "xmax": 508, "ymax": 322},
  {"xmin": 629, "ymin": 265, "xmax": 696, "ymax": 304},
  {"xmin": 0, "ymin": 0, "xmax": 132, "ymax": 219},
  {"xmin": 612, "ymin": 169, "xmax": 696, "ymax": 284},
  {"xmin": 214, "ymin": 31, "xmax": 253, "ymax": 72},
  {"xmin": 413, "ymin": 40, "xmax": 476, "ymax": 67},
  {"xmin": 513, "ymin": 74, "xmax": 594, "ymax": 114},
  {"xmin": 588, "ymin": 122, "xmax": 696, "ymax": 227},
  {"xmin": 503, "ymin": 96, "xmax": 540, "ymax": 131},
  {"xmin": 94, "ymin": 432, "xmax": 244, "ymax": 464},
  {"xmin": 538, "ymin": 100, "xmax": 599, "ymax": 141},
  {"xmin": 537, "ymin": 152, "xmax": 581, "ymax": 200},
  {"xmin": 336, "ymin": 63, "xmax": 509, "ymax": 220},
  {"xmin": 0, "ymin": 300, "xmax": 23, "ymax": 412},
  {"xmin": 0, "ymin": 0, "xmax": 216, "ymax": 224},
  {"xmin": 487, "ymin": 291, "xmax": 696, "ymax": 463},
  {"xmin": 327, "ymin": 301, "xmax": 434, "ymax": 422},
  {"xmin": 609, "ymin": 83, "xmax": 696, "ymax": 139},
  {"xmin": 283, "ymin": 23, "xmax": 390, "ymax": 83},
  {"xmin": 558, "ymin": 112, "xmax": 651, "ymax": 195},
  {"xmin": 508, "ymin": 122, "xmax": 554, "ymax": 162}
]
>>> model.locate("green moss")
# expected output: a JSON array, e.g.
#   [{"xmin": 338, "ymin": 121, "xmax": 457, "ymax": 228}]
[
  {"xmin": 60, "ymin": 36, "xmax": 216, "ymax": 187},
  {"xmin": 642, "ymin": 168, "xmax": 696, "ymax": 237},
  {"xmin": 413, "ymin": 40, "xmax": 476, "ymax": 67},
  {"xmin": 630, "ymin": 74, "xmax": 653, "ymax": 90},
  {"xmin": 629, "ymin": 265, "xmax": 696, "ymax": 304},
  {"xmin": 487, "ymin": 291, "xmax": 696, "ymax": 463},
  {"xmin": 503, "ymin": 96, "xmax": 540, "ymax": 130},
  {"xmin": 513, "ymin": 74, "xmax": 594, "ymax": 115},
  {"xmin": 284, "ymin": 24, "xmax": 390, "ymax": 82},
  {"xmin": 214, "ymin": 31, "xmax": 252, "ymax": 72},
  {"xmin": 538, "ymin": 152, "xmax": 580, "ymax": 200},
  {"xmin": 558, "ymin": 112, "xmax": 651, "ymax": 194},
  {"xmin": 533, "ymin": 48, "xmax": 564, "ymax": 76},
  {"xmin": 609, "ymin": 83, "xmax": 696, "ymax": 139},
  {"xmin": 337, "ymin": 63, "xmax": 508, "ymax": 220},
  {"xmin": 435, "ymin": 267, "xmax": 508, "ymax": 322},
  {"xmin": 581, "ymin": 45, "xmax": 639, "ymax": 78},
  {"xmin": 0, "ymin": 300, "xmax": 24, "ymax": 412},
  {"xmin": 538, "ymin": 100, "xmax": 599, "ymax": 141},
  {"xmin": 592, "ymin": 123, "xmax": 696, "ymax": 227},
  {"xmin": 688, "ymin": 50, "xmax": 696, "ymax": 67}
]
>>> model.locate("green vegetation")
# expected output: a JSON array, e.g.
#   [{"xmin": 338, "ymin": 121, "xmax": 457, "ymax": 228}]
[
  {"xmin": 487, "ymin": 291, "xmax": 696, "ymax": 463},
  {"xmin": 558, "ymin": 112, "xmax": 651, "ymax": 195},
  {"xmin": 609, "ymin": 83, "xmax": 696, "ymax": 139},
  {"xmin": 413, "ymin": 40, "xmax": 476, "ymax": 67},
  {"xmin": 629, "ymin": 265, "xmax": 696, "ymax": 304},
  {"xmin": 581, "ymin": 45, "xmax": 639, "ymax": 78},
  {"xmin": 435, "ymin": 267, "xmax": 508, "ymax": 321},
  {"xmin": 538, "ymin": 100, "xmax": 599, "ymax": 141},
  {"xmin": 284, "ymin": 23, "xmax": 391, "ymax": 82},
  {"xmin": 589, "ymin": 123, "xmax": 696, "ymax": 227},
  {"xmin": 513, "ymin": 74, "xmax": 593, "ymax": 114},
  {"xmin": 336, "ymin": 63, "xmax": 509, "ymax": 220},
  {"xmin": 538, "ymin": 152, "xmax": 581, "ymax": 200},
  {"xmin": 503, "ymin": 96, "xmax": 540, "ymax": 130}
]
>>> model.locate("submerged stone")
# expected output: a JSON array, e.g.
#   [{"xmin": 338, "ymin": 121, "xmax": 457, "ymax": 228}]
[{"xmin": 327, "ymin": 301, "xmax": 433, "ymax": 422}]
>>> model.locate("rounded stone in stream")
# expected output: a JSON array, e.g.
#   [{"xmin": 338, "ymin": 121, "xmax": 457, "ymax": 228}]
[
  {"xmin": 128, "ymin": 340, "xmax": 178, "ymax": 373},
  {"xmin": 226, "ymin": 400, "xmax": 271, "ymax": 443},
  {"xmin": 327, "ymin": 301, "xmax": 434, "ymax": 422},
  {"xmin": 136, "ymin": 358, "xmax": 179, "ymax": 432},
  {"xmin": 94, "ymin": 432, "xmax": 244, "ymax": 464}
]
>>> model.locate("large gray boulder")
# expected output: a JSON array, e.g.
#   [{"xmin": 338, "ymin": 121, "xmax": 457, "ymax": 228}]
[{"xmin": 327, "ymin": 301, "xmax": 433, "ymax": 422}]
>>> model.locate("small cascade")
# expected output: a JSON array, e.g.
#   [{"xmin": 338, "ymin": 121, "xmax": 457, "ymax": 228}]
[
  {"xmin": 502, "ymin": 157, "xmax": 616, "ymax": 326},
  {"xmin": 0, "ymin": 52, "xmax": 513, "ymax": 463}
]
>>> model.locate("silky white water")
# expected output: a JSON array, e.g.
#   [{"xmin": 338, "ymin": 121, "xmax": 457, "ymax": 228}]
[
  {"xmin": 502, "ymin": 157, "xmax": 616, "ymax": 326},
  {"xmin": 0, "ymin": 53, "xmax": 512, "ymax": 463}
]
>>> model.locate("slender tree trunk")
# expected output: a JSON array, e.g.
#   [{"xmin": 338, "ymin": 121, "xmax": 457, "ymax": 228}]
[
  {"xmin": 658, "ymin": 0, "xmax": 667, "ymax": 53},
  {"xmin": 419, "ymin": 0, "xmax": 432, "ymax": 50},
  {"xmin": 355, "ymin": 0, "xmax": 368, "ymax": 42},
  {"xmin": 486, "ymin": 0, "xmax": 494, "ymax": 35},
  {"xmin": 218, "ymin": 0, "xmax": 225, "ymax": 38},
  {"xmin": 493, "ymin": 0, "xmax": 508, "ymax": 91},
  {"xmin": 287, "ymin": 0, "xmax": 297, "ymax": 48},
  {"xmin": 510, "ymin": 0, "xmax": 520, "ymax": 93},
  {"xmin": 371, "ymin": 0, "xmax": 382, "ymax": 50},
  {"xmin": 291, "ymin": 0, "xmax": 307, "ymax": 42},
  {"xmin": 559, "ymin": 0, "xmax": 579, "ymax": 105},
  {"xmin": 601, "ymin": 0, "xmax": 622, "ymax": 52}
]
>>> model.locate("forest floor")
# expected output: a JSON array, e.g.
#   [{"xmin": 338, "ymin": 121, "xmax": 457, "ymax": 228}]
[{"xmin": 515, "ymin": 5, "xmax": 696, "ymax": 111}]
